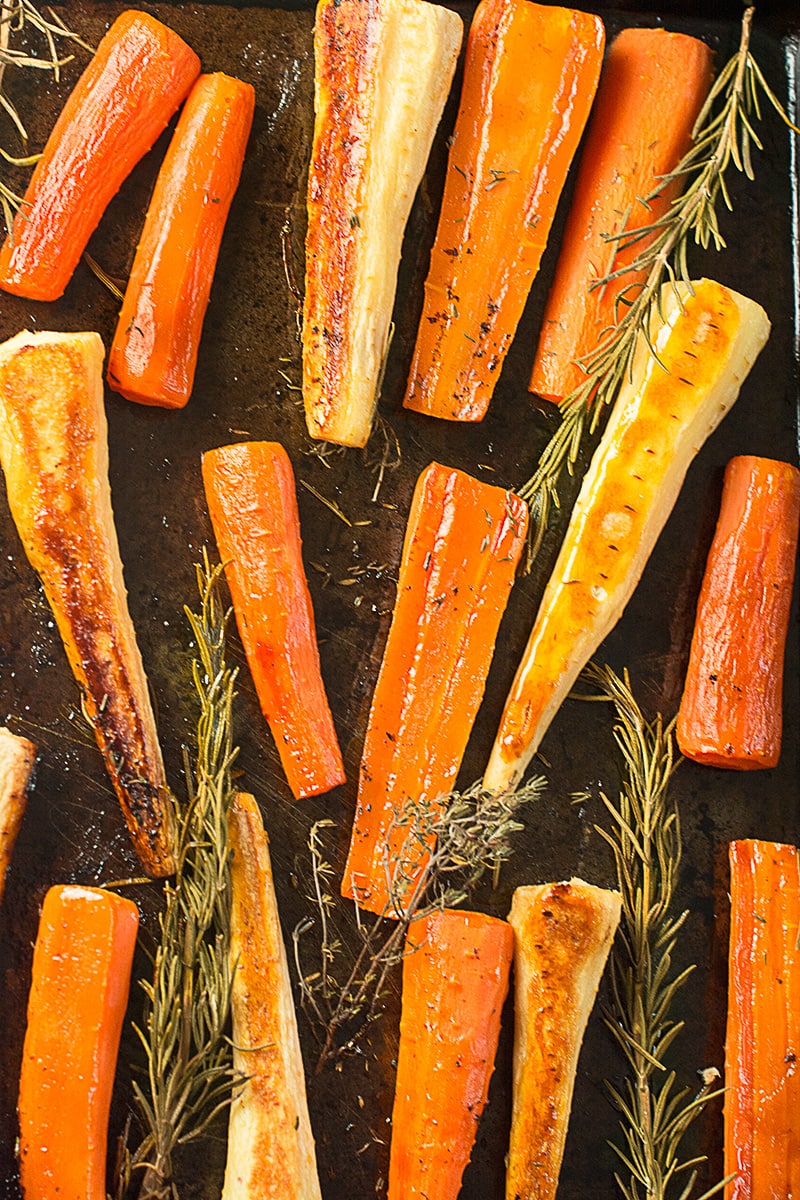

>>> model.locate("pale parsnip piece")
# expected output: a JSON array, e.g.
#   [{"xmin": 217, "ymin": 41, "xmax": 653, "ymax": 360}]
[
  {"xmin": 506, "ymin": 879, "xmax": 621, "ymax": 1200},
  {"xmin": 0, "ymin": 329, "xmax": 176, "ymax": 876},
  {"xmin": 302, "ymin": 0, "xmax": 463, "ymax": 447},
  {"xmin": 0, "ymin": 726, "xmax": 35, "ymax": 903},
  {"xmin": 222, "ymin": 792, "xmax": 322, "ymax": 1200},
  {"xmin": 484, "ymin": 279, "xmax": 770, "ymax": 794}
]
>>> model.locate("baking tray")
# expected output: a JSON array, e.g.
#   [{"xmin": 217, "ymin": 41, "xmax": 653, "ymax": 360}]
[{"xmin": 0, "ymin": 2, "xmax": 798, "ymax": 1197}]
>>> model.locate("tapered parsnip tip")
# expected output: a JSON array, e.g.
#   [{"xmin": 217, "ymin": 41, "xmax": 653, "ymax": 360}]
[{"xmin": 0, "ymin": 726, "xmax": 36, "ymax": 903}]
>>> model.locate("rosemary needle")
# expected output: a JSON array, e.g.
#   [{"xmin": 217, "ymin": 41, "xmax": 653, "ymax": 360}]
[
  {"xmin": 583, "ymin": 664, "xmax": 726, "ymax": 1200},
  {"xmin": 520, "ymin": 6, "xmax": 799, "ymax": 558}
]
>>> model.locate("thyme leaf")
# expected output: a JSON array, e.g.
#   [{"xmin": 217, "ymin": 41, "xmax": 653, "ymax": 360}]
[
  {"xmin": 294, "ymin": 775, "xmax": 546, "ymax": 1073},
  {"xmin": 582, "ymin": 663, "xmax": 726, "ymax": 1200},
  {"xmin": 520, "ymin": 6, "xmax": 798, "ymax": 558},
  {"xmin": 126, "ymin": 554, "xmax": 238, "ymax": 1200}
]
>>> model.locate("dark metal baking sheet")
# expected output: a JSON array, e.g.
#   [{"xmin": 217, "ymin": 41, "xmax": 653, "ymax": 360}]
[{"xmin": 0, "ymin": 3, "xmax": 798, "ymax": 1197}]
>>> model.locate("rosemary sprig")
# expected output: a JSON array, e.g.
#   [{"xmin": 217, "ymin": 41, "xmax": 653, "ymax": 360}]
[
  {"xmin": 293, "ymin": 775, "xmax": 545, "ymax": 1072},
  {"xmin": 583, "ymin": 663, "xmax": 725, "ymax": 1200},
  {"xmin": 520, "ymin": 6, "xmax": 798, "ymax": 557},
  {"xmin": 127, "ymin": 556, "xmax": 237, "ymax": 1200}
]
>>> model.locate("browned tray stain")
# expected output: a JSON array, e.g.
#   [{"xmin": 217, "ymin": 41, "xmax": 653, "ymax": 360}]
[{"xmin": 0, "ymin": 4, "xmax": 798, "ymax": 1198}]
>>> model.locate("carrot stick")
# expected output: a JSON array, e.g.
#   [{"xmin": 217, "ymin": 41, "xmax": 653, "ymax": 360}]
[
  {"xmin": 529, "ymin": 28, "xmax": 713, "ymax": 403},
  {"xmin": 0, "ymin": 11, "xmax": 200, "ymax": 302},
  {"xmin": 483, "ymin": 279, "xmax": 770, "ymax": 796},
  {"xmin": 725, "ymin": 840, "xmax": 800, "ymax": 1199},
  {"xmin": 0, "ymin": 726, "xmax": 34, "ymax": 904},
  {"xmin": 505, "ymin": 880, "xmax": 620, "ymax": 1199},
  {"xmin": 403, "ymin": 0, "xmax": 605, "ymax": 423},
  {"xmin": 387, "ymin": 907, "xmax": 513, "ymax": 1200},
  {"xmin": 18, "ymin": 884, "xmax": 139, "ymax": 1200},
  {"xmin": 222, "ymin": 792, "xmax": 322, "ymax": 1200},
  {"xmin": 0, "ymin": 330, "xmax": 177, "ymax": 876},
  {"xmin": 107, "ymin": 72, "xmax": 255, "ymax": 409},
  {"xmin": 202, "ymin": 441, "xmax": 345, "ymax": 800},
  {"xmin": 342, "ymin": 461, "xmax": 528, "ymax": 916},
  {"xmin": 302, "ymin": 0, "xmax": 462, "ymax": 447},
  {"xmin": 677, "ymin": 455, "xmax": 800, "ymax": 770}
]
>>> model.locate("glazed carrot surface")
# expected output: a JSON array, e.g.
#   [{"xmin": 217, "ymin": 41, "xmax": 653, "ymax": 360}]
[
  {"xmin": 403, "ymin": 0, "xmax": 604, "ymax": 423},
  {"xmin": 530, "ymin": 27, "xmax": 714, "ymax": 403},
  {"xmin": 388, "ymin": 908, "xmax": 513, "ymax": 1200},
  {"xmin": 677, "ymin": 455, "xmax": 800, "ymax": 769},
  {"xmin": 342, "ymin": 461, "xmax": 528, "ymax": 916},
  {"xmin": 18, "ymin": 884, "xmax": 139, "ymax": 1200},
  {"xmin": 108, "ymin": 72, "xmax": 255, "ymax": 409},
  {"xmin": 202, "ymin": 441, "xmax": 345, "ymax": 800},
  {"xmin": 725, "ymin": 840, "xmax": 800, "ymax": 1199},
  {"xmin": 0, "ymin": 10, "xmax": 200, "ymax": 302}
]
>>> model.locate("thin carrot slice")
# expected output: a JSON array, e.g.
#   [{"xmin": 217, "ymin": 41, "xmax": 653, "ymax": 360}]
[
  {"xmin": 0, "ymin": 11, "xmax": 200, "ymax": 302},
  {"xmin": 505, "ymin": 880, "xmax": 621, "ymax": 1199},
  {"xmin": 677, "ymin": 455, "xmax": 800, "ymax": 769},
  {"xmin": 0, "ymin": 726, "xmax": 34, "ymax": 904},
  {"xmin": 222, "ymin": 792, "xmax": 322, "ymax": 1200},
  {"xmin": 725, "ymin": 840, "xmax": 800, "ymax": 1199},
  {"xmin": 303, "ymin": 0, "xmax": 462, "ymax": 447},
  {"xmin": 342, "ymin": 461, "xmax": 528, "ymax": 916},
  {"xmin": 387, "ymin": 908, "xmax": 513, "ymax": 1200},
  {"xmin": 483, "ymin": 279, "xmax": 770, "ymax": 796},
  {"xmin": 202, "ymin": 441, "xmax": 345, "ymax": 800},
  {"xmin": 530, "ymin": 27, "xmax": 713, "ymax": 403},
  {"xmin": 108, "ymin": 72, "xmax": 255, "ymax": 409},
  {"xmin": 403, "ymin": 0, "xmax": 605, "ymax": 423},
  {"xmin": 0, "ymin": 330, "xmax": 177, "ymax": 875},
  {"xmin": 18, "ymin": 884, "xmax": 139, "ymax": 1200}
]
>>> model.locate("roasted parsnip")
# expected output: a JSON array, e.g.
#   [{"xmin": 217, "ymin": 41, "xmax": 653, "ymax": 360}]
[
  {"xmin": 222, "ymin": 792, "xmax": 322, "ymax": 1200},
  {"xmin": 0, "ymin": 726, "xmax": 34, "ymax": 903},
  {"xmin": 484, "ymin": 279, "xmax": 770, "ymax": 795},
  {"xmin": 302, "ymin": 0, "xmax": 462, "ymax": 447},
  {"xmin": 506, "ymin": 880, "xmax": 621, "ymax": 1200},
  {"xmin": 0, "ymin": 330, "xmax": 176, "ymax": 876}
]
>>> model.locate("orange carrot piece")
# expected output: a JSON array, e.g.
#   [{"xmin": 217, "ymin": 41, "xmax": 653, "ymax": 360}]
[
  {"xmin": 388, "ymin": 908, "xmax": 513, "ymax": 1200},
  {"xmin": 0, "ymin": 11, "xmax": 200, "ymax": 302},
  {"xmin": 342, "ymin": 462, "xmax": 528, "ymax": 916},
  {"xmin": 107, "ymin": 72, "xmax": 254, "ymax": 409},
  {"xmin": 202, "ymin": 441, "xmax": 345, "ymax": 800},
  {"xmin": 18, "ymin": 884, "xmax": 139, "ymax": 1200},
  {"xmin": 530, "ymin": 27, "xmax": 713, "ymax": 403},
  {"xmin": 725, "ymin": 840, "xmax": 800, "ymax": 1199},
  {"xmin": 403, "ymin": 0, "xmax": 604, "ymax": 423},
  {"xmin": 677, "ymin": 455, "xmax": 800, "ymax": 770}
]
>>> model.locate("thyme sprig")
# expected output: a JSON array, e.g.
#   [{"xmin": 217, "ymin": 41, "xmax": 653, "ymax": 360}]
[
  {"xmin": 520, "ymin": 6, "xmax": 798, "ymax": 557},
  {"xmin": 293, "ymin": 776, "xmax": 545, "ymax": 1072},
  {"xmin": 582, "ymin": 664, "xmax": 725, "ymax": 1200},
  {"xmin": 127, "ymin": 557, "xmax": 238, "ymax": 1200},
  {"xmin": 0, "ymin": 1, "xmax": 92, "ymax": 232}
]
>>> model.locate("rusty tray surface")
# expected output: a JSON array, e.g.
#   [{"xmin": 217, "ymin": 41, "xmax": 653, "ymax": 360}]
[{"xmin": 0, "ymin": 2, "xmax": 798, "ymax": 1197}]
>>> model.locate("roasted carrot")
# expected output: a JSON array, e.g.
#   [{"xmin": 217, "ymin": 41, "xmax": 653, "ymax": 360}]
[
  {"xmin": 677, "ymin": 455, "xmax": 800, "ymax": 770},
  {"xmin": 530, "ymin": 27, "xmax": 714, "ymax": 403},
  {"xmin": 0, "ymin": 330, "xmax": 177, "ymax": 875},
  {"xmin": 202, "ymin": 441, "xmax": 344, "ymax": 800},
  {"xmin": 302, "ymin": 0, "xmax": 462, "ymax": 448},
  {"xmin": 387, "ymin": 907, "xmax": 513, "ymax": 1200},
  {"xmin": 107, "ymin": 72, "xmax": 255, "ymax": 409},
  {"xmin": 18, "ymin": 884, "xmax": 139, "ymax": 1200},
  {"xmin": 403, "ymin": 0, "xmax": 605, "ymax": 423},
  {"xmin": 483, "ymin": 279, "xmax": 770, "ymax": 795},
  {"xmin": 505, "ymin": 880, "xmax": 621, "ymax": 1200},
  {"xmin": 0, "ymin": 726, "xmax": 34, "ymax": 904},
  {"xmin": 725, "ymin": 840, "xmax": 800, "ymax": 1198},
  {"xmin": 222, "ymin": 792, "xmax": 322, "ymax": 1200},
  {"xmin": 0, "ymin": 11, "xmax": 200, "ymax": 302},
  {"xmin": 342, "ymin": 461, "xmax": 528, "ymax": 916}
]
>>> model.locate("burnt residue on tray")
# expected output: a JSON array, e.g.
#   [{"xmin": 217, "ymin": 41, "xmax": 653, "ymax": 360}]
[{"xmin": 0, "ymin": 4, "xmax": 798, "ymax": 1199}]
